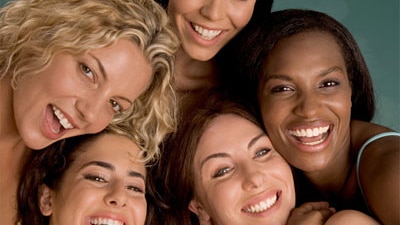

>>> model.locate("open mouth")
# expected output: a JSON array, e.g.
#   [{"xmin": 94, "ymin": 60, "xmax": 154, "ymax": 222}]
[
  {"xmin": 51, "ymin": 105, "xmax": 74, "ymax": 133},
  {"xmin": 288, "ymin": 125, "xmax": 330, "ymax": 146},
  {"xmin": 190, "ymin": 22, "xmax": 222, "ymax": 40},
  {"xmin": 242, "ymin": 192, "xmax": 279, "ymax": 214},
  {"xmin": 89, "ymin": 217, "xmax": 125, "ymax": 225}
]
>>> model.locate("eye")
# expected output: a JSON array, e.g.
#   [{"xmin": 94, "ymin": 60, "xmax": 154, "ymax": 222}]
[
  {"xmin": 127, "ymin": 185, "xmax": 145, "ymax": 194},
  {"xmin": 109, "ymin": 99, "xmax": 122, "ymax": 113},
  {"xmin": 80, "ymin": 63, "xmax": 95, "ymax": 81},
  {"xmin": 270, "ymin": 85, "xmax": 294, "ymax": 93},
  {"xmin": 254, "ymin": 148, "xmax": 271, "ymax": 159},
  {"xmin": 212, "ymin": 167, "xmax": 232, "ymax": 178},
  {"xmin": 320, "ymin": 80, "xmax": 340, "ymax": 88},
  {"xmin": 84, "ymin": 174, "xmax": 107, "ymax": 183}
]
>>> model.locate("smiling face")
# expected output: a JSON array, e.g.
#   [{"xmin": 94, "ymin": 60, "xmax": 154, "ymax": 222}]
[
  {"xmin": 167, "ymin": 0, "xmax": 255, "ymax": 61},
  {"xmin": 40, "ymin": 133, "xmax": 147, "ymax": 225},
  {"xmin": 258, "ymin": 31, "xmax": 352, "ymax": 172},
  {"xmin": 190, "ymin": 114, "xmax": 295, "ymax": 225},
  {"xmin": 12, "ymin": 39, "xmax": 152, "ymax": 149}
]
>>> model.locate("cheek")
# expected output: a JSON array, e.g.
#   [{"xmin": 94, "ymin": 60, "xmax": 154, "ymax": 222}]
[
  {"xmin": 259, "ymin": 100, "xmax": 283, "ymax": 129},
  {"xmin": 230, "ymin": 5, "xmax": 254, "ymax": 29},
  {"xmin": 131, "ymin": 198, "xmax": 147, "ymax": 224}
]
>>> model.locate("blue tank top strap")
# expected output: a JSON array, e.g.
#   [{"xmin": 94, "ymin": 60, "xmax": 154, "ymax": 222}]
[{"xmin": 356, "ymin": 131, "xmax": 400, "ymax": 213}]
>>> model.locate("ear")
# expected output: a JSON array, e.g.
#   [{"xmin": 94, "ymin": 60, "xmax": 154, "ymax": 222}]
[
  {"xmin": 39, "ymin": 184, "xmax": 53, "ymax": 216},
  {"xmin": 189, "ymin": 199, "xmax": 212, "ymax": 225}
]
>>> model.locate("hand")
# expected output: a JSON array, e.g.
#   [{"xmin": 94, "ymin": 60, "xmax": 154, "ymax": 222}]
[{"xmin": 287, "ymin": 201, "xmax": 336, "ymax": 225}]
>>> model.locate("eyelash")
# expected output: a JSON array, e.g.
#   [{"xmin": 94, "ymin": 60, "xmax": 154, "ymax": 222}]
[
  {"xmin": 84, "ymin": 174, "xmax": 107, "ymax": 183},
  {"xmin": 127, "ymin": 185, "xmax": 145, "ymax": 194},
  {"xmin": 320, "ymin": 80, "xmax": 340, "ymax": 88},
  {"xmin": 254, "ymin": 148, "xmax": 272, "ymax": 158},
  {"xmin": 270, "ymin": 85, "xmax": 294, "ymax": 93},
  {"xmin": 80, "ymin": 63, "xmax": 95, "ymax": 82},
  {"xmin": 84, "ymin": 174, "xmax": 144, "ymax": 194},
  {"xmin": 213, "ymin": 167, "xmax": 232, "ymax": 178},
  {"xmin": 109, "ymin": 99, "xmax": 122, "ymax": 113}
]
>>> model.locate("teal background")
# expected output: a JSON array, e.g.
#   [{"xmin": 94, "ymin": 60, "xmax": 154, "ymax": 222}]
[{"xmin": 1, "ymin": 0, "xmax": 399, "ymax": 131}]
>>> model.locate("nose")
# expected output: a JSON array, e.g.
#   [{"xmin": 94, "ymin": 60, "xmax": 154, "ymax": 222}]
[
  {"xmin": 242, "ymin": 166, "xmax": 265, "ymax": 191},
  {"xmin": 104, "ymin": 183, "xmax": 128, "ymax": 208},
  {"xmin": 200, "ymin": 0, "xmax": 225, "ymax": 21},
  {"xmin": 293, "ymin": 92, "xmax": 319, "ymax": 118},
  {"xmin": 75, "ymin": 94, "xmax": 113, "ymax": 130}
]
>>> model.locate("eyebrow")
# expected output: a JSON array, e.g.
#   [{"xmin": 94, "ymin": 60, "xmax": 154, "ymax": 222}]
[
  {"xmin": 248, "ymin": 133, "xmax": 267, "ymax": 149},
  {"xmin": 200, "ymin": 152, "xmax": 230, "ymax": 172},
  {"xmin": 81, "ymin": 161, "xmax": 145, "ymax": 181},
  {"xmin": 320, "ymin": 66, "xmax": 344, "ymax": 76},
  {"xmin": 89, "ymin": 53, "xmax": 108, "ymax": 82},
  {"xmin": 264, "ymin": 66, "xmax": 344, "ymax": 82}
]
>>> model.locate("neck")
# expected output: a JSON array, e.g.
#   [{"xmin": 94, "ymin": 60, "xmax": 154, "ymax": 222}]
[
  {"xmin": 303, "ymin": 137, "xmax": 356, "ymax": 198},
  {"xmin": 174, "ymin": 48, "xmax": 219, "ymax": 92}
]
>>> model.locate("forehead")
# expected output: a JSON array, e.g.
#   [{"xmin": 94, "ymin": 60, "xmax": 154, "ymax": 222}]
[
  {"xmin": 196, "ymin": 114, "xmax": 261, "ymax": 154},
  {"xmin": 263, "ymin": 31, "xmax": 345, "ymax": 72},
  {"xmin": 73, "ymin": 134, "xmax": 146, "ymax": 174}
]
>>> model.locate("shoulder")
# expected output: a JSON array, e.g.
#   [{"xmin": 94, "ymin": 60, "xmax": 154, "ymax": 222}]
[
  {"xmin": 325, "ymin": 210, "xmax": 379, "ymax": 225},
  {"xmin": 350, "ymin": 120, "xmax": 395, "ymax": 151}
]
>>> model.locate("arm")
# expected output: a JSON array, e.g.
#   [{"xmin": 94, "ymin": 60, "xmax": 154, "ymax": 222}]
[
  {"xmin": 287, "ymin": 202, "xmax": 335, "ymax": 225},
  {"xmin": 357, "ymin": 130, "xmax": 400, "ymax": 225}
]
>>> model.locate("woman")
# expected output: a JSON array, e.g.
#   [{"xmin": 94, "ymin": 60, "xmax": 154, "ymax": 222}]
[
  {"xmin": 155, "ymin": 0, "xmax": 273, "ymax": 92},
  {"xmin": 149, "ymin": 92, "xmax": 379, "ymax": 225},
  {"xmin": 237, "ymin": 9, "xmax": 400, "ymax": 225},
  {"xmin": 18, "ymin": 128, "xmax": 148, "ymax": 225},
  {"xmin": 0, "ymin": 0, "xmax": 178, "ymax": 223}
]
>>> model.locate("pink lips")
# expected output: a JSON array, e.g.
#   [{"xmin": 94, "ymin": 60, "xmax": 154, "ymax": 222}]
[
  {"xmin": 241, "ymin": 190, "xmax": 282, "ymax": 216},
  {"xmin": 42, "ymin": 105, "xmax": 64, "ymax": 140}
]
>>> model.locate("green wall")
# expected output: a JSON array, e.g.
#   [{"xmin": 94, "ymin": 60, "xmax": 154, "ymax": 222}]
[{"xmin": 1, "ymin": 0, "xmax": 398, "ymax": 130}]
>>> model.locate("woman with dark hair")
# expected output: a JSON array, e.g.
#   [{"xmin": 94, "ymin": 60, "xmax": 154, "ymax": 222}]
[
  {"xmin": 236, "ymin": 9, "xmax": 400, "ymax": 225},
  {"xmin": 154, "ymin": 0, "xmax": 274, "ymax": 92},
  {"xmin": 18, "ymin": 127, "xmax": 149, "ymax": 225},
  {"xmin": 149, "ymin": 91, "xmax": 378, "ymax": 225}
]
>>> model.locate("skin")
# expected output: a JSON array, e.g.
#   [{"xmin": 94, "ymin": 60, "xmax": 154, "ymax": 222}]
[
  {"xmin": 11, "ymin": 38, "xmax": 152, "ymax": 150},
  {"xmin": 189, "ymin": 114, "xmax": 295, "ymax": 225},
  {"xmin": 167, "ymin": 0, "xmax": 255, "ymax": 61},
  {"xmin": 0, "ymin": 38, "xmax": 152, "ymax": 224},
  {"xmin": 258, "ymin": 31, "xmax": 352, "ymax": 175},
  {"xmin": 258, "ymin": 31, "xmax": 399, "ymax": 224},
  {"xmin": 167, "ymin": 0, "xmax": 255, "ymax": 90},
  {"xmin": 39, "ymin": 133, "xmax": 147, "ymax": 225}
]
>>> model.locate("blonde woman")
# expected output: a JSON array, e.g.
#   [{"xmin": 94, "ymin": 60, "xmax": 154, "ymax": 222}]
[{"xmin": 0, "ymin": 0, "xmax": 178, "ymax": 223}]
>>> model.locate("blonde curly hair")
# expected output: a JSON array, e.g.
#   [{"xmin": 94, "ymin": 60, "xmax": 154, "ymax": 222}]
[{"xmin": 0, "ymin": 0, "xmax": 179, "ymax": 162}]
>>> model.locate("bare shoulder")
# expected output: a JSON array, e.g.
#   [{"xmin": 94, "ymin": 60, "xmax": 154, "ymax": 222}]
[
  {"xmin": 356, "ymin": 123, "xmax": 399, "ymax": 225},
  {"xmin": 350, "ymin": 120, "xmax": 395, "ymax": 151},
  {"xmin": 325, "ymin": 210, "xmax": 380, "ymax": 225}
]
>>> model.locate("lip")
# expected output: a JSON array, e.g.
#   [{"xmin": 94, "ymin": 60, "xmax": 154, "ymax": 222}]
[
  {"xmin": 87, "ymin": 213, "xmax": 128, "ymax": 225},
  {"xmin": 241, "ymin": 190, "xmax": 282, "ymax": 217},
  {"xmin": 185, "ymin": 19, "xmax": 225, "ymax": 47},
  {"xmin": 286, "ymin": 122, "xmax": 332, "ymax": 153},
  {"xmin": 41, "ymin": 104, "xmax": 78, "ymax": 140},
  {"xmin": 53, "ymin": 104, "xmax": 79, "ymax": 129}
]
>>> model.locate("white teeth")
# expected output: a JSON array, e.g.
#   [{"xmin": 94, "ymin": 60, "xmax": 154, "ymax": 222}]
[
  {"xmin": 192, "ymin": 23, "xmax": 222, "ymax": 40},
  {"xmin": 289, "ymin": 126, "xmax": 329, "ymax": 138},
  {"xmin": 89, "ymin": 217, "xmax": 123, "ymax": 225},
  {"xmin": 52, "ymin": 106, "xmax": 74, "ymax": 129},
  {"xmin": 245, "ymin": 194, "xmax": 277, "ymax": 213}
]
